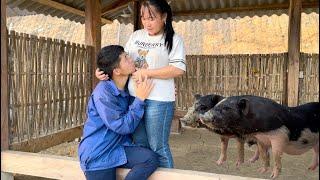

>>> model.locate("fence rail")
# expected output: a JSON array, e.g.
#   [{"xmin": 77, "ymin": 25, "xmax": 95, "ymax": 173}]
[{"xmin": 8, "ymin": 31, "xmax": 92, "ymax": 144}]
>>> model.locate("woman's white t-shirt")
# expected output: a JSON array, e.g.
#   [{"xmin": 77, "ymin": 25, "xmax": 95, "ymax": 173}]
[{"xmin": 125, "ymin": 29, "xmax": 186, "ymax": 102}]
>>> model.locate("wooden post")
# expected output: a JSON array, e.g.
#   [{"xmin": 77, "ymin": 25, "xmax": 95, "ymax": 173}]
[
  {"xmin": 286, "ymin": 0, "xmax": 301, "ymax": 106},
  {"xmin": 1, "ymin": 0, "xmax": 9, "ymax": 150},
  {"xmin": 1, "ymin": 172, "xmax": 14, "ymax": 180},
  {"xmin": 133, "ymin": 0, "xmax": 142, "ymax": 31},
  {"xmin": 85, "ymin": 0, "xmax": 101, "ymax": 90}
]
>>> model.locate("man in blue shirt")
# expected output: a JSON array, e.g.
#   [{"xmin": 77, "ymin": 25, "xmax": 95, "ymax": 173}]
[{"xmin": 78, "ymin": 45, "xmax": 158, "ymax": 180}]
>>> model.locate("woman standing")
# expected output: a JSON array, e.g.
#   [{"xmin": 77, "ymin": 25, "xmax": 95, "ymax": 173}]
[{"xmin": 97, "ymin": 0, "xmax": 186, "ymax": 168}]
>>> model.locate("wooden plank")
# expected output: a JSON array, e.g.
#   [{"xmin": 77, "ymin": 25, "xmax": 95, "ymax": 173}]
[
  {"xmin": 9, "ymin": 125, "xmax": 83, "ymax": 153},
  {"xmin": 9, "ymin": 31, "xmax": 19, "ymax": 143},
  {"xmin": 121, "ymin": 168, "xmax": 267, "ymax": 180},
  {"xmin": 1, "ymin": 150, "xmax": 266, "ymax": 180},
  {"xmin": 51, "ymin": 38, "xmax": 57, "ymax": 131},
  {"xmin": 32, "ymin": 0, "xmax": 112, "ymax": 24},
  {"xmin": 29, "ymin": 35, "xmax": 37, "ymax": 138},
  {"xmin": 287, "ymin": 0, "xmax": 302, "ymax": 106},
  {"xmin": 77, "ymin": 45, "xmax": 84, "ymax": 126},
  {"xmin": 73, "ymin": 43, "xmax": 80, "ymax": 126},
  {"xmin": 173, "ymin": 1, "xmax": 318, "ymax": 17},
  {"xmin": 56, "ymin": 39, "xmax": 63, "ymax": 131},
  {"xmin": 1, "ymin": 0, "xmax": 9, "ymax": 150},
  {"xmin": 2, "ymin": 150, "xmax": 85, "ymax": 180},
  {"xmin": 85, "ymin": 0, "xmax": 101, "ymax": 91},
  {"xmin": 46, "ymin": 37, "xmax": 53, "ymax": 134},
  {"xmin": 61, "ymin": 40, "xmax": 68, "ymax": 130},
  {"xmin": 101, "ymin": 0, "xmax": 133, "ymax": 16},
  {"xmin": 63, "ymin": 41, "xmax": 72, "ymax": 129}
]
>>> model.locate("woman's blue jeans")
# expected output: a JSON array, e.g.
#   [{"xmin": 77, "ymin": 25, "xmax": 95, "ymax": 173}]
[{"xmin": 132, "ymin": 99, "xmax": 175, "ymax": 168}]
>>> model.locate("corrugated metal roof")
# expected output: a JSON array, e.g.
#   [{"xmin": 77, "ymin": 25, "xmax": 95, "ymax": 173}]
[
  {"xmin": 7, "ymin": 0, "xmax": 319, "ymax": 25},
  {"xmin": 168, "ymin": 0, "xmax": 318, "ymax": 23}
]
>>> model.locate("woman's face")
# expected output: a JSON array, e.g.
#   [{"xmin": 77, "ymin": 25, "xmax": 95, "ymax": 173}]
[{"xmin": 140, "ymin": 5, "xmax": 166, "ymax": 36}]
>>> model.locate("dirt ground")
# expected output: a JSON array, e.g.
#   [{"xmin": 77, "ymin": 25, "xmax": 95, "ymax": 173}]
[{"xmin": 15, "ymin": 127, "xmax": 319, "ymax": 180}]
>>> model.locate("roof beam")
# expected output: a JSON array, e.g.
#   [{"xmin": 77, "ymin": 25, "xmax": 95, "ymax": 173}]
[
  {"xmin": 32, "ymin": 0, "xmax": 112, "ymax": 24},
  {"xmin": 173, "ymin": 1, "xmax": 319, "ymax": 16},
  {"xmin": 101, "ymin": 0, "xmax": 134, "ymax": 16}
]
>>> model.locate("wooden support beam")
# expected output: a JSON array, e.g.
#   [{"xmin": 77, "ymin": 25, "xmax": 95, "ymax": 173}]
[
  {"xmin": 173, "ymin": 1, "xmax": 318, "ymax": 17},
  {"xmin": 85, "ymin": 0, "xmax": 102, "ymax": 90},
  {"xmin": 286, "ymin": 0, "xmax": 302, "ymax": 106},
  {"xmin": 32, "ymin": 0, "xmax": 112, "ymax": 24},
  {"xmin": 1, "ymin": 0, "xmax": 9, "ymax": 151},
  {"xmin": 133, "ymin": 1, "xmax": 142, "ymax": 31},
  {"xmin": 1, "ymin": 172, "xmax": 13, "ymax": 180},
  {"xmin": 101, "ymin": 0, "xmax": 133, "ymax": 16},
  {"xmin": 171, "ymin": 110, "xmax": 187, "ymax": 134},
  {"xmin": 9, "ymin": 125, "xmax": 83, "ymax": 152}
]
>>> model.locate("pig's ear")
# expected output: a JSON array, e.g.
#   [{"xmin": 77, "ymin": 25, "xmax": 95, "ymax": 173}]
[
  {"xmin": 211, "ymin": 95, "xmax": 223, "ymax": 106},
  {"xmin": 194, "ymin": 94, "xmax": 201, "ymax": 100},
  {"xmin": 238, "ymin": 98, "xmax": 249, "ymax": 115}
]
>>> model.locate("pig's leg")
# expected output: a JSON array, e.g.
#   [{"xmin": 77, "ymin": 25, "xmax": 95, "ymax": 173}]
[
  {"xmin": 270, "ymin": 140, "xmax": 285, "ymax": 179},
  {"xmin": 236, "ymin": 138, "xmax": 245, "ymax": 167},
  {"xmin": 248, "ymin": 146, "xmax": 259, "ymax": 163},
  {"xmin": 308, "ymin": 141, "xmax": 319, "ymax": 170},
  {"xmin": 216, "ymin": 136, "xmax": 229, "ymax": 165},
  {"xmin": 257, "ymin": 143, "xmax": 270, "ymax": 174}
]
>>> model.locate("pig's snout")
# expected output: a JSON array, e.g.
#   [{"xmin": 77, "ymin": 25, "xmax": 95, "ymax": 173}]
[
  {"xmin": 199, "ymin": 110, "xmax": 214, "ymax": 123},
  {"xmin": 180, "ymin": 117, "xmax": 187, "ymax": 126},
  {"xmin": 200, "ymin": 110, "xmax": 225, "ymax": 125},
  {"xmin": 180, "ymin": 116, "xmax": 195, "ymax": 126}
]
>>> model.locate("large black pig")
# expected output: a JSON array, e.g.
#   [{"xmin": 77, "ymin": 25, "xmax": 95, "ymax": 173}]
[
  {"xmin": 200, "ymin": 95, "xmax": 319, "ymax": 179},
  {"xmin": 180, "ymin": 94, "xmax": 260, "ymax": 167}
]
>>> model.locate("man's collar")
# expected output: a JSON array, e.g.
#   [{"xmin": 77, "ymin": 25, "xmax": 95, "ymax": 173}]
[{"xmin": 106, "ymin": 80, "xmax": 129, "ymax": 97}]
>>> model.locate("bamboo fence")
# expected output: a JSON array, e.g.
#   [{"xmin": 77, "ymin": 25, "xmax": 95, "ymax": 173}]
[
  {"xmin": 298, "ymin": 53, "xmax": 319, "ymax": 104},
  {"xmin": 8, "ymin": 31, "xmax": 92, "ymax": 143},
  {"xmin": 7, "ymin": 31, "xmax": 319, "ymax": 143},
  {"xmin": 175, "ymin": 53, "xmax": 319, "ymax": 111}
]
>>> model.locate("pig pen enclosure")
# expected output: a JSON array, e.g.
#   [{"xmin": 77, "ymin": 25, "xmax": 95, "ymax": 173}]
[
  {"xmin": 7, "ymin": 32, "xmax": 320, "ymax": 179},
  {"xmin": 2, "ymin": 0, "xmax": 319, "ymax": 180}
]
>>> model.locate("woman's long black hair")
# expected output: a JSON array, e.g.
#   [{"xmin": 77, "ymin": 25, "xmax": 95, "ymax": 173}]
[{"xmin": 142, "ymin": 0, "xmax": 175, "ymax": 53}]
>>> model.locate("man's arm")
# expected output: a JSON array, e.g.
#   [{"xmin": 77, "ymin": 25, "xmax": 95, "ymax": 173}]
[{"xmin": 94, "ymin": 95, "xmax": 145, "ymax": 135}]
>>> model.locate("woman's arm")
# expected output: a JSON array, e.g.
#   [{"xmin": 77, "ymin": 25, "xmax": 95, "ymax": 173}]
[
  {"xmin": 95, "ymin": 68, "xmax": 109, "ymax": 80},
  {"xmin": 132, "ymin": 65, "xmax": 185, "ymax": 80}
]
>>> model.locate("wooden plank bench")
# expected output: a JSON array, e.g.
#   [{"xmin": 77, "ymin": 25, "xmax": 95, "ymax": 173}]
[{"xmin": 1, "ymin": 150, "xmax": 266, "ymax": 180}]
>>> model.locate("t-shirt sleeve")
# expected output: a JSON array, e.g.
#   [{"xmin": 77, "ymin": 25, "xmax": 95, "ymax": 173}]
[{"xmin": 168, "ymin": 35, "xmax": 186, "ymax": 71}]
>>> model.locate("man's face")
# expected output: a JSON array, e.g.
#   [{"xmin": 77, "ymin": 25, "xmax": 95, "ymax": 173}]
[{"xmin": 117, "ymin": 52, "xmax": 135, "ymax": 75}]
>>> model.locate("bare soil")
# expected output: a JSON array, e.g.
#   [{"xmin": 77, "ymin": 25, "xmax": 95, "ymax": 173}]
[{"xmin": 15, "ymin": 128, "xmax": 319, "ymax": 180}]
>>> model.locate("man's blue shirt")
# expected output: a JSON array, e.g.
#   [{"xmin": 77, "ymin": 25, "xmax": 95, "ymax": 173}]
[{"xmin": 78, "ymin": 80, "xmax": 145, "ymax": 171}]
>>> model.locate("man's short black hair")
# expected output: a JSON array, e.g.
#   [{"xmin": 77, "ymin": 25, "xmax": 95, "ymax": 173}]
[{"xmin": 97, "ymin": 45, "xmax": 125, "ymax": 79}]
